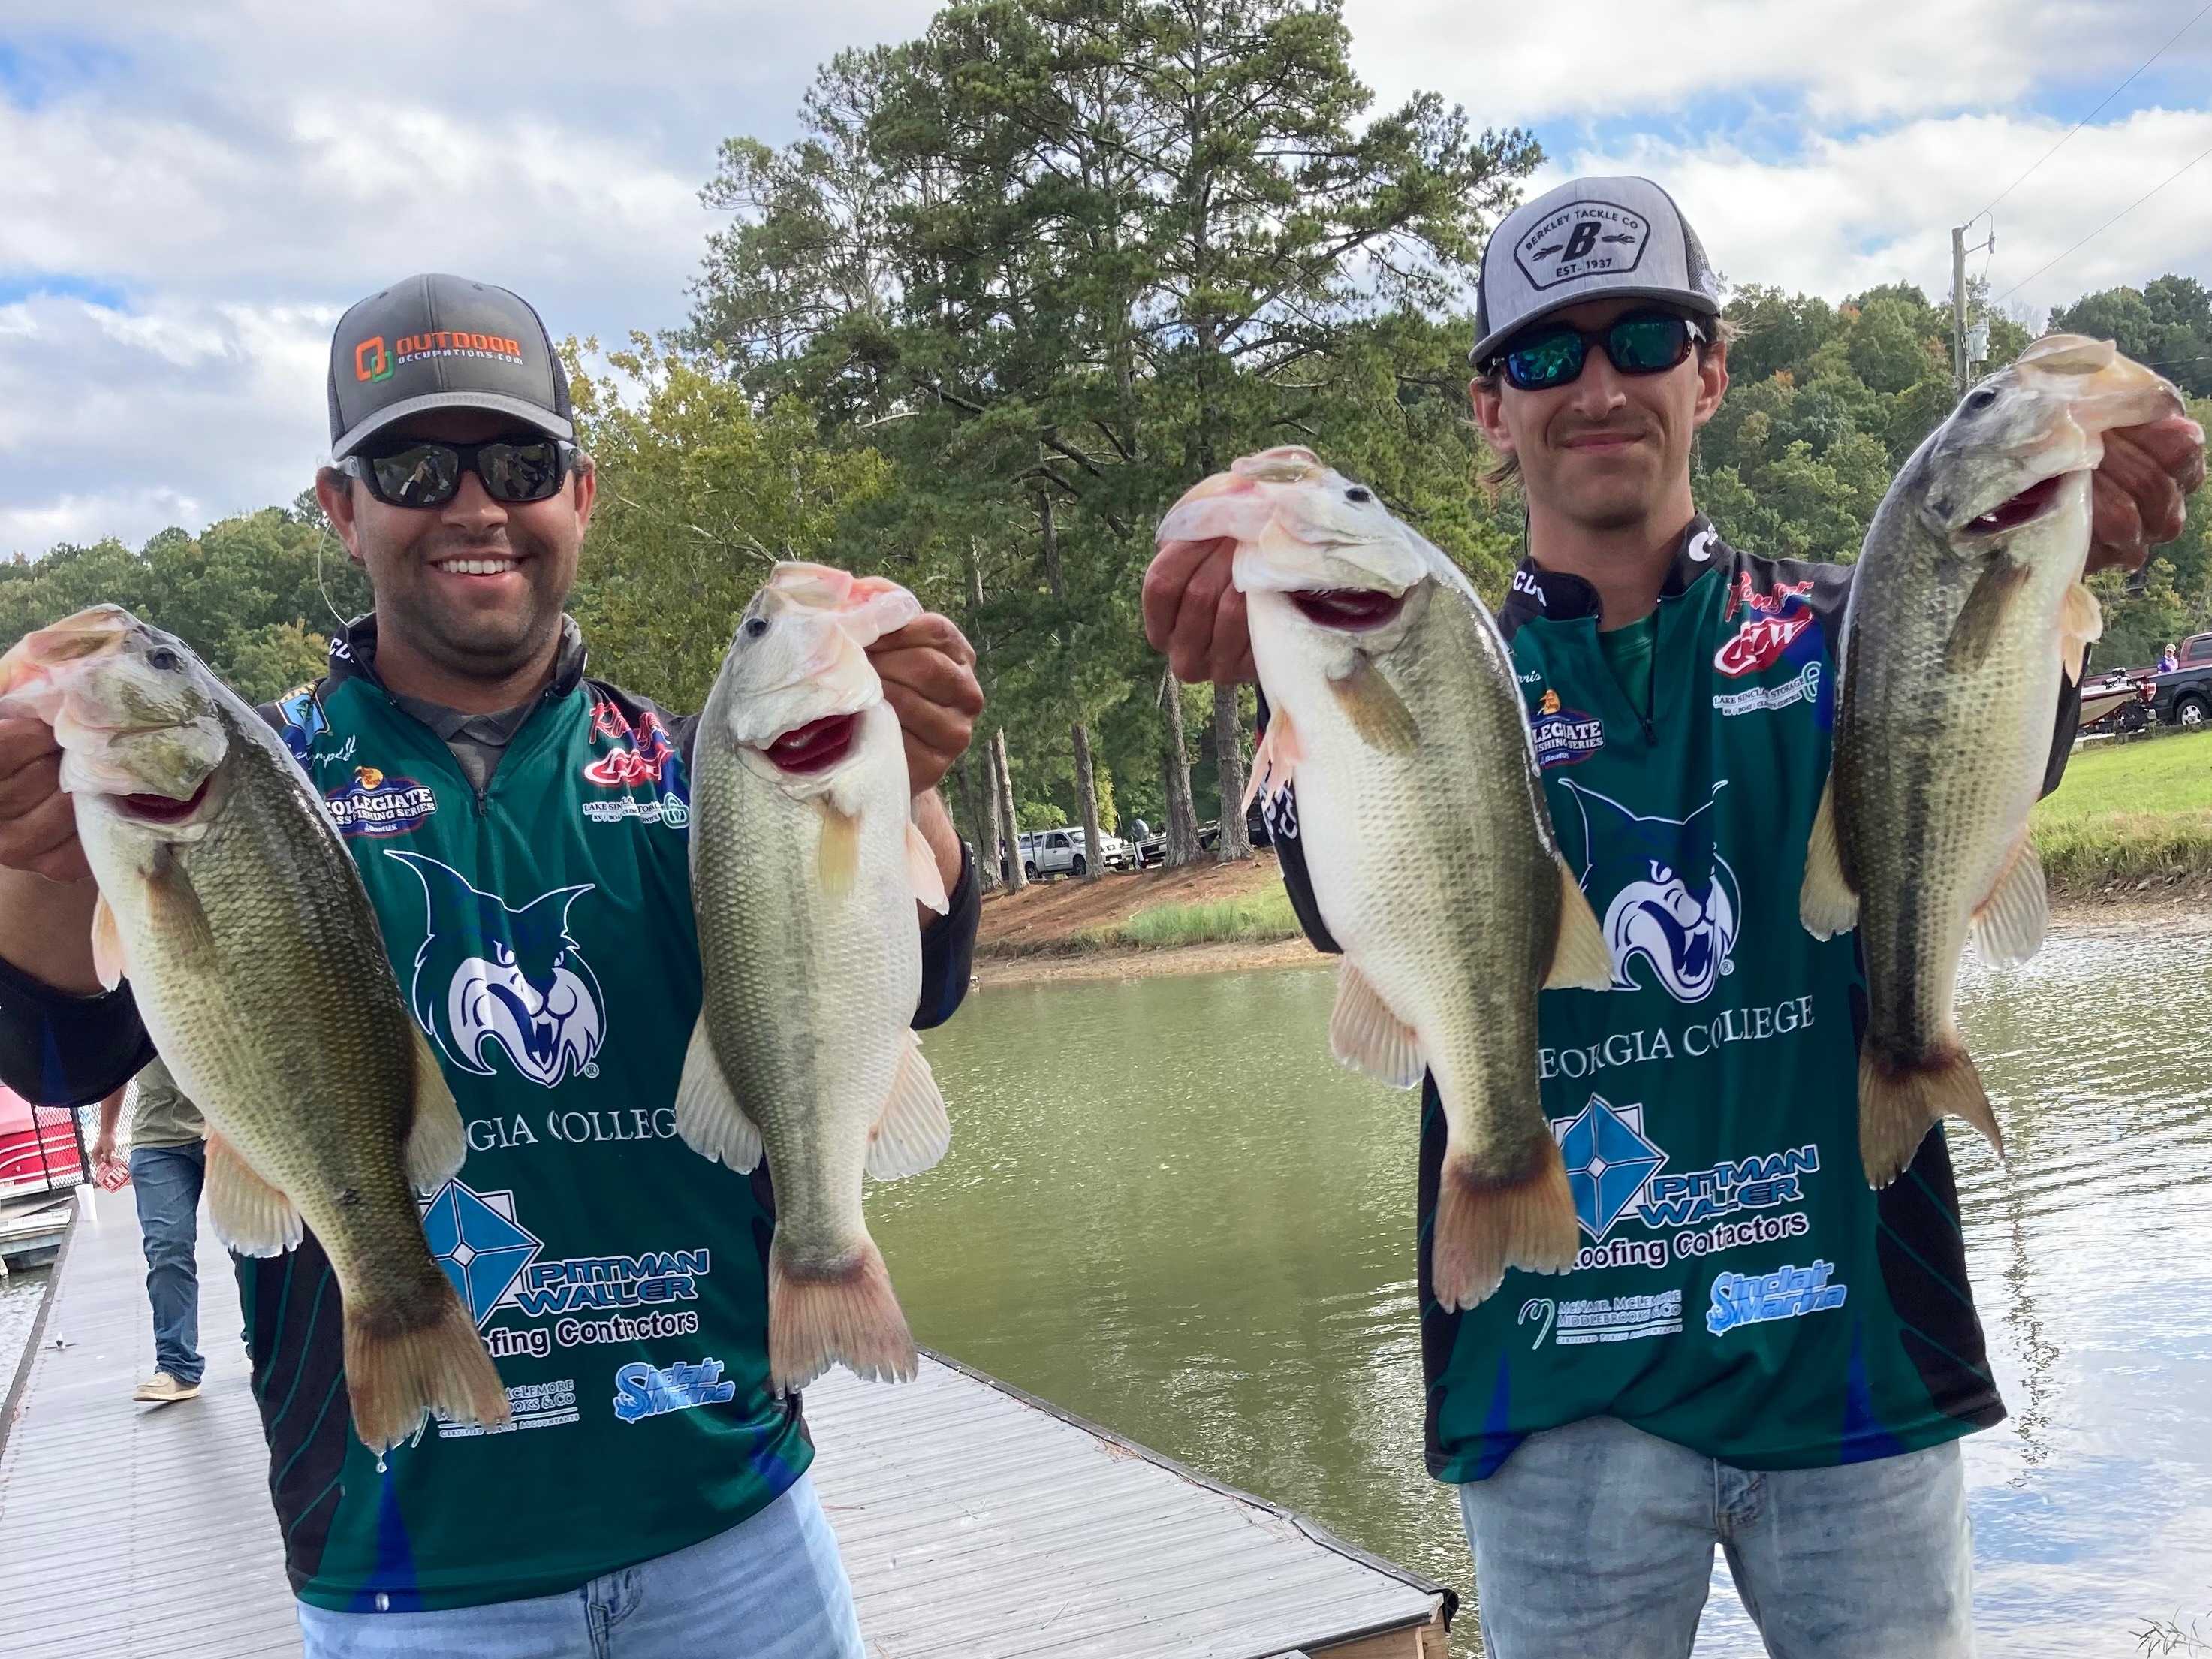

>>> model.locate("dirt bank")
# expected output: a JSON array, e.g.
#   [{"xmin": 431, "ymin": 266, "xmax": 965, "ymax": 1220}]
[{"xmin": 976, "ymin": 851, "xmax": 1288, "ymax": 955}]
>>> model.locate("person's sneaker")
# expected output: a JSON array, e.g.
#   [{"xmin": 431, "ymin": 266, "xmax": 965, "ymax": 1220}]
[{"xmin": 133, "ymin": 1371, "xmax": 201, "ymax": 1403}]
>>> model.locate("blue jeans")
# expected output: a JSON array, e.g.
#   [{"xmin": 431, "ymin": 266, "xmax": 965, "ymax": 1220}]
[
  {"xmin": 1459, "ymin": 1416, "xmax": 1973, "ymax": 1658},
  {"xmin": 129, "ymin": 1141, "xmax": 205, "ymax": 1386},
  {"xmin": 295, "ymin": 1475, "xmax": 863, "ymax": 1658}
]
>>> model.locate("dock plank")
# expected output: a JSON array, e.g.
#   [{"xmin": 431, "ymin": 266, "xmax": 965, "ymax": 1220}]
[{"xmin": 0, "ymin": 1189, "xmax": 1448, "ymax": 1657}]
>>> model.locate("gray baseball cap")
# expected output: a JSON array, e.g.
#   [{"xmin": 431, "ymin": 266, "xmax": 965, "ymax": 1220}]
[
  {"xmin": 1472, "ymin": 176, "xmax": 1723, "ymax": 366},
  {"xmin": 326, "ymin": 273, "xmax": 574, "ymax": 459}
]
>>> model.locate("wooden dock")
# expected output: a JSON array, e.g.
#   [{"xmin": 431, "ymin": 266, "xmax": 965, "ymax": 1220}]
[{"xmin": 0, "ymin": 1196, "xmax": 1451, "ymax": 1657}]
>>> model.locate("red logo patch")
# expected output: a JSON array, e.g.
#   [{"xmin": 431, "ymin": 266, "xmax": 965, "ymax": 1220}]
[
  {"xmin": 583, "ymin": 701, "xmax": 674, "ymax": 787},
  {"xmin": 1714, "ymin": 611, "xmax": 1812, "ymax": 677},
  {"xmin": 1725, "ymin": 571, "xmax": 1814, "ymax": 620}
]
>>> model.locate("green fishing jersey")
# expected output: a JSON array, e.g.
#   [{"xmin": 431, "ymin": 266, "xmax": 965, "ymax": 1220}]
[
  {"xmin": 30, "ymin": 615, "xmax": 979, "ymax": 1612},
  {"xmin": 1272, "ymin": 518, "xmax": 2073, "ymax": 1480}
]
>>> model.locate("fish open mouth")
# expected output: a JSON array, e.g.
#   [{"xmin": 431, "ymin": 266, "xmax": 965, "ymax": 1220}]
[
  {"xmin": 1288, "ymin": 588, "xmax": 1406, "ymax": 630},
  {"xmin": 1967, "ymin": 474, "xmax": 2066, "ymax": 535},
  {"xmin": 116, "ymin": 779, "xmax": 210, "ymax": 823},
  {"xmin": 764, "ymin": 713, "xmax": 859, "ymax": 774}
]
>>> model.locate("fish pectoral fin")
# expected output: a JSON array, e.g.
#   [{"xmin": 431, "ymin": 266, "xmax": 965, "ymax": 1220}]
[
  {"xmin": 866, "ymin": 1032, "xmax": 951, "ymax": 1180},
  {"xmin": 1544, "ymin": 855, "xmax": 1614, "ymax": 991},
  {"xmin": 403, "ymin": 1023, "xmax": 465, "ymax": 1193},
  {"xmin": 90, "ymin": 891, "xmax": 128, "ymax": 991},
  {"xmin": 203, "ymin": 1132, "xmax": 302, "ymax": 1258},
  {"xmin": 2057, "ymin": 579, "xmax": 2103, "ymax": 685},
  {"xmin": 1799, "ymin": 775, "xmax": 1861, "ymax": 939},
  {"xmin": 1328, "ymin": 961, "xmax": 1423, "ymax": 1087},
  {"xmin": 906, "ymin": 820, "xmax": 950, "ymax": 915},
  {"xmin": 818, "ymin": 801, "xmax": 860, "ymax": 898},
  {"xmin": 673, "ymin": 1015, "xmax": 763, "ymax": 1172},
  {"xmin": 1241, "ymin": 707, "xmax": 1301, "ymax": 814},
  {"xmin": 1327, "ymin": 653, "xmax": 1419, "ymax": 753},
  {"xmin": 1942, "ymin": 553, "xmax": 2032, "ymax": 673},
  {"xmin": 1970, "ymin": 835, "xmax": 2048, "ymax": 968}
]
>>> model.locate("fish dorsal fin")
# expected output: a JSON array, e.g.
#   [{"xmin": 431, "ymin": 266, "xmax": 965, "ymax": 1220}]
[
  {"xmin": 203, "ymin": 1132, "xmax": 303, "ymax": 1257},
  {"xmin": 906, "ymin": 820, "xmax": 948, "ymax": 915},
  {"xmin": 2058, "ymin": 580, "xmax": 2103, "ymax": 685},
  {"xmin": 1241, "ymin": 707, "xmax": 1301, "ymax": 814},
  {"xmin": 1971, "ymin": 834, "xmax": 2048, "ymax": 968},
  {"xmin": 404, "ymin": 1024, "xmax": 465, "ymax": 1193},
  {"xmin": 1943, "ymin": 554, "xmax": 2033, "ymax": 674},
  {"xmin": 1328, "ymin": 961, "xmax": 1423, "ymax": 1087},
  {"xmin": 1544, "ymin": 855, "xmax": 1614, "ymax": 991},
  {"xmin": 818, "ymin": 801, "xmax": 860, "ymax": 897},
  {"xmin": 672, "ymin": 1015, "xmax": 764, "ymax": 1172},
  {"xmin": 1799, "ymin": 775, "xmax": 1861, "ymax": 940},
  {"xmin": 90, "ymin": 891, "xmax": 128, "ymax": 991},
  {"xmin": 866, "ymin": 1032, "xmax": 951, "ymax": 1180},
  {"xmin": 1327, "ymin": 653, "xmax": 1418, "ymax": 753}
]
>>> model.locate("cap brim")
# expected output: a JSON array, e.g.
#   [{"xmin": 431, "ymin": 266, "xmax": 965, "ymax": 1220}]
[
  {"xmin": 331, "ymin": 391, "xmax": 576, "ymax": 459},
  {"xmin": 1472, "ymin": 287, "xmax": 1722, "ymax": 367}
]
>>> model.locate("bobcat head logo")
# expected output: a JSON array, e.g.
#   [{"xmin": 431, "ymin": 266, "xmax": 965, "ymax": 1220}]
[
  {"xmin": 1556, "ymin": 779, "xmax": 1740, "ymax": 1006},
  {"xmin": 387, "ymin": 852, "xmax": 604, "ymax": 1088}
]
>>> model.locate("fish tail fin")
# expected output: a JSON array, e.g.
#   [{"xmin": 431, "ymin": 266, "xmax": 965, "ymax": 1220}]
[
  {"xmin": 1799, "ymin": 776, "xmax": 1859, "ymax": 939},
  {"xmin": 1430, "ymin": 1139, "xmax": 1579, "ymax": 1313},
  {"xmin": 1859, "ymin": 1042, "xmax": 2002, "ymax": 1187},
  {"xmin": 769, "ymin": 1236, "xmax": 917, "ymax": 1391},
  {"xmin": 344, "ymin": 1281, "xmax": 510, "ymax": 1454},
  {"xmin": 1543, "ymin": 855, "xmax": 1613, "ymax": 990}
]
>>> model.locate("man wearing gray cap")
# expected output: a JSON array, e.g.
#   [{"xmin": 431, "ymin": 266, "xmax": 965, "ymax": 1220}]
[
  {"xmin": 1147, "ymin": 178, "xmax": 2204, "ymax": 1654},
  {"xmin": 0, "ymin": 273, "xmax": 986, "ymax": 1656}
]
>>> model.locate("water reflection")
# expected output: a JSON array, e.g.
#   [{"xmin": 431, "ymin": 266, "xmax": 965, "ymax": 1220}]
[{"xmin": 873, "ymin": 936, "xmax": 2212, "ymax": 1656}]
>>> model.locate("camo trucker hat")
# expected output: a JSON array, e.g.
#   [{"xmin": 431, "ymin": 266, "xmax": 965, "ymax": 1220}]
[
  {"xmin": 1472, "ymin": 176, "xmax": 1724, "ymax": 366},
  {"xmin": 327, "ymin": 273, "xmax": 574, "ymax": 460}
]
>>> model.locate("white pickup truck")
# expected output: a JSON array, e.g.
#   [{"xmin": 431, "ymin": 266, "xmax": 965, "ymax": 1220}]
[{"xmin": 1016, "ymin": 826, "xmax": 1132, "ymax": 878}]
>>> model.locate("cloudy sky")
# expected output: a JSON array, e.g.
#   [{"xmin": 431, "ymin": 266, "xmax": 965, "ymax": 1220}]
[{"xmin": 2, "ymin": 0, "xmax": 2207, "ymax": 554}]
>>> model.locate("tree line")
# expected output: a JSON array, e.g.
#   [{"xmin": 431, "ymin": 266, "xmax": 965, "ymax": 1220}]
[{"xmin": 5, "ymin": 0, "xmax": 2209, "ymax": 886}]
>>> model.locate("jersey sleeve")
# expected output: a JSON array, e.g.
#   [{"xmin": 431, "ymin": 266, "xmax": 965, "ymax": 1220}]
[
  {"xmin": 0, "ymin": 952, "xmax": 154, "ymax": 1108},
  {"xmin": 915, "ymin": 841, "xmax": 980, "ymax": 1030}
]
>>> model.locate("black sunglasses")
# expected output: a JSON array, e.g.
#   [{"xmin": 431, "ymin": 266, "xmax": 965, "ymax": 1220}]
[
  {"xmin": 343, "ymin": 436, "xmax": 583, "ymax": 509},
  {"xmin": 1488, "ymin": 312, "xmax": 1706, "ymax": 392}
]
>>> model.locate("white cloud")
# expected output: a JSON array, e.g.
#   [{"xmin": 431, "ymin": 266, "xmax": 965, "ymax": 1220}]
[
  {"xmin": 1548, "ymin": 104, "xmax": 2212, "ymax": 321},
  {"xmin": 1347, "ymin": 0, "xmax": 2190, "ymax": 125},
  {"xmin": 0, "ymin": 0, "xmax": 2207, "ymax": 554}
]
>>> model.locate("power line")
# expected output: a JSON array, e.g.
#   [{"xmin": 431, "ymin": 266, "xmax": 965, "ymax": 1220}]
[
  {"xmin": 1994, "ymin": 133, "xmax": 2212, "ymax": 303},
  {"xmin": 1971, "ymin": 1, "xmax": 2212, "ymax": 222}
]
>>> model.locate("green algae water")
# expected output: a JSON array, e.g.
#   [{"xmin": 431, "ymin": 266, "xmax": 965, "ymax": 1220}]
[{"xmin": 870, "ymin": 933, "xmax": 2212, "ymax": 1657}]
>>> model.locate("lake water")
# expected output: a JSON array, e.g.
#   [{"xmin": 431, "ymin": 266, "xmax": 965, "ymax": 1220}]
[{"xmin": 872, "ymin": 931, "xmax": 2212, "ymax": 1657}]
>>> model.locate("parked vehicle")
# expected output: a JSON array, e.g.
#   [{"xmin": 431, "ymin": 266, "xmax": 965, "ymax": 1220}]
[
  {"xmin": 2077, "ymin": 668, "xmax": 2156, "ymax": 737},
  {"xmin": 1016, "ymin": 825, "xmax": 1134, "ymax": 879},
  {"xmin": 2144, "ymin": 631, "xmax": 2212, "ymax": 728}
]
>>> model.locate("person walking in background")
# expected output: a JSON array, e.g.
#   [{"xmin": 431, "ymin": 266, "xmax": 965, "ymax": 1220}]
[
  {"xmin": 89, "ymin": 1057, "xmax": 207, "ymax": 1404},
  {"xmin": 2159, "ymin": 641, "xmax": 2179, "ymax": 672}
]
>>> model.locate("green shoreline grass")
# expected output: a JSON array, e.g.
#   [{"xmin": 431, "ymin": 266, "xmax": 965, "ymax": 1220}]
[
  {"xmin": 2033, "ymin": 727, "xmax": 2212, "ymax": 894},
  {"xmin": 979, "ymin": 882, "xmax": 1303, "ymax": 958}
]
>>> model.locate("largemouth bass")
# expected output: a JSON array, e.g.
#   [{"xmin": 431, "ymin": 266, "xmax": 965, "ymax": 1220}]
[
  {"xmin": 1802, "ymin": 336, "xmax": 2184, "ymax": 1184},
  {"xmin": 0, "ymin": 606, "xmax": 507, "ymax": 1450},
  {"xmin": 1159, "ymin": 448, "xmax": 1612, "ymax": 1311},
  {"xmin": 677, "ymin": 563, "xmax": 951, "ymax": 1389}
]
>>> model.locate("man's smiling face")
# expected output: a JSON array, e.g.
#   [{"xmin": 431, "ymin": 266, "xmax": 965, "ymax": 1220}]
[
  {"xmin": 327, "ymin": 409, "xmax": 594, "ymax": 684},
  {"xmin": 1475, "ymin": 297, "xmax": 1728, "ymax": 535}
]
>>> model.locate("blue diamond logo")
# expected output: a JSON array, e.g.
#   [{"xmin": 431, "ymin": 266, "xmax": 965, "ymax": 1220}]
[
  {"xmin": 1553, "ymin": 1096, "xmax": 1666, "ymax": 1242},
  {"xmin": 421, "ymin": 1181, "xmax": 542, "ymax": 1326}
]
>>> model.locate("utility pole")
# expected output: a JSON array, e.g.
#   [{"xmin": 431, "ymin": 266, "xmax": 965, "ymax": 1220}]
[{"xmin": 1951, "ymin": 224, "xmax": 1969, "ymax": 397}]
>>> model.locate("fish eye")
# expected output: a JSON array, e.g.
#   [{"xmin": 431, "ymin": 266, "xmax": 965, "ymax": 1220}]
[
  {"xmin": 146, "ymin": 647, "xmax": 182, "ymax": 671},
  {"xmin": 742, "ymin": 617, "xmax": 770, "ymax": 640},
  {"xmin": 1965, "ymin": 388, "xmax": 1997, "ymax": 412},
  {"xmin": 1345, "ymin": 487, "xmax": 1373, "ymax": 503}
]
